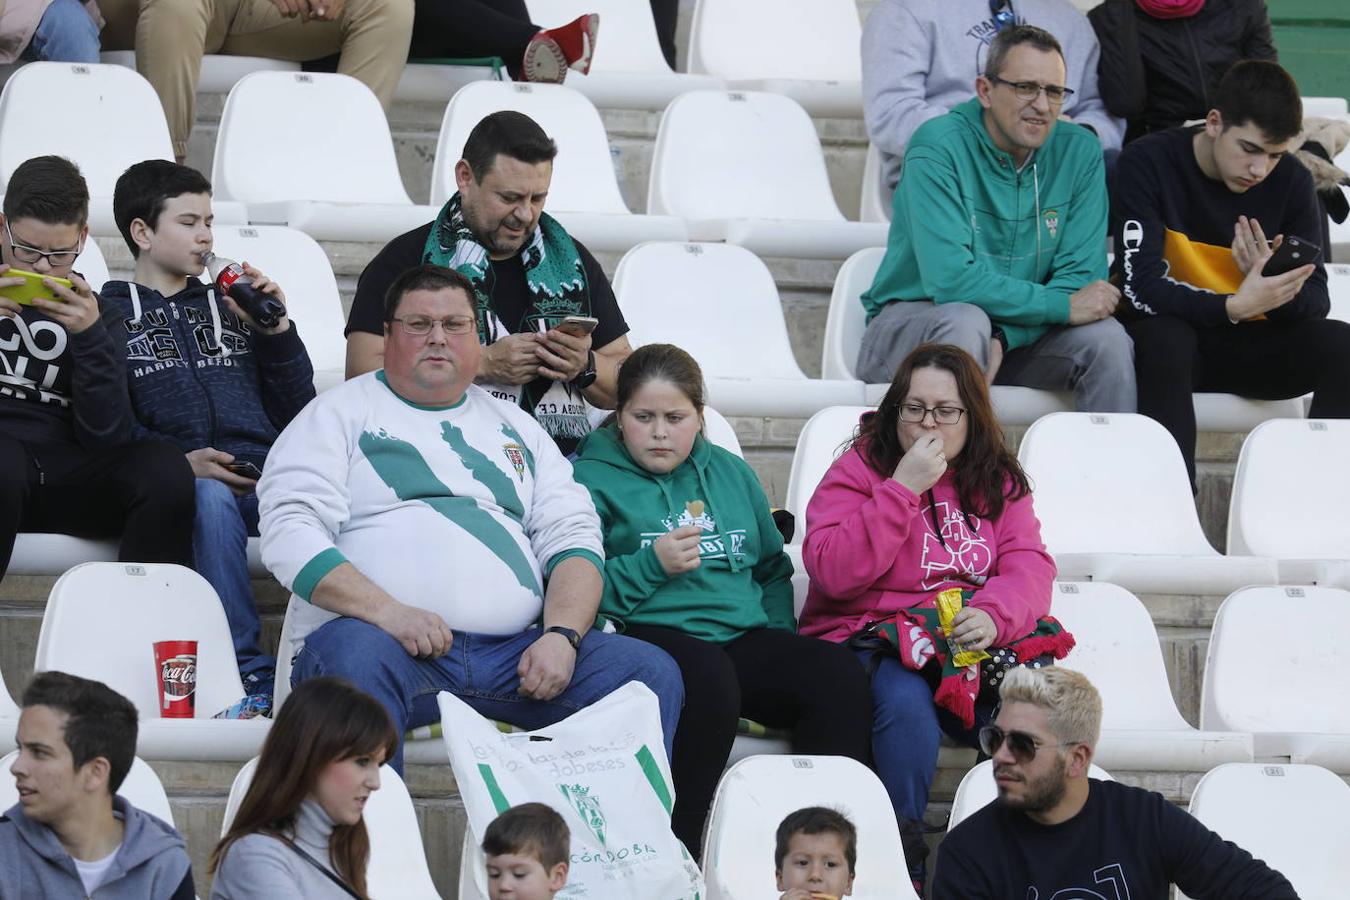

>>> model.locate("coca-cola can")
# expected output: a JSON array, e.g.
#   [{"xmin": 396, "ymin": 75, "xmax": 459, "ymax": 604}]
[{"xmin": 153, "ymin": 640, "xmax": 198, "ymax": 719}]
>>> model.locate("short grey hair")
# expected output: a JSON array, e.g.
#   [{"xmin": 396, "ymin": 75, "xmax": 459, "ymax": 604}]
[
  {"xmin": 999, "ymin": 666, "xmax": 1101, "ymax": 747},
  {"xmin": 985, "ymin": 24, "xmax": 1065, "ymax": 80}
]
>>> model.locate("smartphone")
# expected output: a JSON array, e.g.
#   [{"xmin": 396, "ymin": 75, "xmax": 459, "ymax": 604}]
[
  {"xmin": 555, "ymin": 315, "xmax": 599, "ymax": 337},
  {"xmin": 0, "ymin": 269, "xmax": 72, "ymax": 305},
  {"xmin": 228, "ymin": 461, "xmax": 263, "ymax": 480},
  {"xmin": 1262, "ymin": 236, "xmax": 1321, "ymax": 277}
]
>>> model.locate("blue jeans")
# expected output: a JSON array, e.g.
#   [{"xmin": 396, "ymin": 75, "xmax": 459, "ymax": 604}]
[
  {"xmin": 193, "ymin": 479, "xmax": 275, "ymax": 687},
  {"xmin": 293, "ymin": 617, "xmax": 685, "ymax": 773},
  {"xmin": 862, "ymin": 652, "xmax": 989, "ymax": 823},
  {"xmin": 21, "ymin": 0, "xmax": 100, "ymax": 63}
]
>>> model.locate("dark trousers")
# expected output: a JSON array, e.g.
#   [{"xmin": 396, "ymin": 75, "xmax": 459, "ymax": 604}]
[
  {"xmin": 0, "ymin": 434, "xmax": 196, "ymax": 577},
  {"xmin": 621, "ymin": 623, "xmax": 873, "ymax": 859},
  {"xmin": 410, "ymin": 0, "xmax": 537, "ymax": 74},
  {"xmin": 1128, "ymin": 316, "xmax": 1350, "ymax": 486}
]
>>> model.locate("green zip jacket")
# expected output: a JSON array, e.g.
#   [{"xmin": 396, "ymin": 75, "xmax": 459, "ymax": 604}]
[
  {"xmin": 572, "ymin": 424, "xmax": 795, "ymax": 644},
  {"xmin": 862, "ymin": 97, "xmax": 1109, "ymax": 350}
]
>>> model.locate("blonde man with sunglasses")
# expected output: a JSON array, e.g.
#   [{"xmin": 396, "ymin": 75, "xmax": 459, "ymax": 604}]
[{"xmin": 933, "ymin": 666, "xmax": 1296, "ymax": 899}]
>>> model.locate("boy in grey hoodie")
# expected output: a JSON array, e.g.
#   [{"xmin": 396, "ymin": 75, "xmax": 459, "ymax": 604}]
[
  {"xmin": 863, "ymin": 0, "xmax": 1124, "ymax": 193},
  {"xmin": 0, "ymin": 672, "xmax": 194, "ymax": 899}
]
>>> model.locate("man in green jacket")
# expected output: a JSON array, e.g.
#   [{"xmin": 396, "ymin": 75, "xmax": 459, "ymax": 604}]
[{"xmin": 858, "ymin": 24, "xmax": 1135, "ymax": 413}]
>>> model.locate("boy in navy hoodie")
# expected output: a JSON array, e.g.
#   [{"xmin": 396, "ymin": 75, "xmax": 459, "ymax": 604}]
[{"xmin": 102, "ymin": 161, "xmax": 315, "ymax": 715}]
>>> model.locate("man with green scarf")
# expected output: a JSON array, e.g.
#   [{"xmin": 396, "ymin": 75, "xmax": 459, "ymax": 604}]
[{"xmin": 345, "ymin": 111, "xmax": 632, "ymax": 455}]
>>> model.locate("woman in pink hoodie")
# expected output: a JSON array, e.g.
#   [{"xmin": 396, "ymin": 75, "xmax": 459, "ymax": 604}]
[{"xmin": 799, "ymin": 343, "xmax": 1056, "ymax": 883}]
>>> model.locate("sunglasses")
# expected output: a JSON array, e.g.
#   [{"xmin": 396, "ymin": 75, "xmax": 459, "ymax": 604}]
[{"xmin": 979, "ymin": 725, "xmax": 1076, "ymax": 763}]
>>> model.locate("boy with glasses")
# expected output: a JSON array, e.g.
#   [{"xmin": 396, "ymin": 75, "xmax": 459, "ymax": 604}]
[
  {"xmin": 0, "ymin": 155, "xmax": 195, "ymax": 581},
  {"xmin": 100, "ymin": 160, "xmax": 315, "ymax": 717},
  {"xmin": 858, "ymin": 24, "xmax": 1135, "ymax": 415},
  {"xmin": 933, "ymin": 666, "xmax": 1297, "ymax": 898}
]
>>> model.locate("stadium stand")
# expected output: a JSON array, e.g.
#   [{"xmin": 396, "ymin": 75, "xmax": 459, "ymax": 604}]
[
  {"xmin": 1200, "ymin": 585, "xmax": 1350, "ymax": 771},
  {"xmin": 0, "ymin": 669, "xmax": 16, "ymax": 755},
  {"xmin": 1227, "ymin": 419, "xmax": 1350, "ymax": 587},
  {"xmin": 1018, "ymin": 413, "xmax": 1279, "ymax": 595},
  {"xmin": 0, "ymin": 62, "xmax": 244, "ymax": 235},
  {"xmin": 523, "ymin": 0, "xmax": 723, "ymax": 108},
  {"xmin": 859, "ymin": 144, "xmax": 891, "ymax": 224},
  {"xmin": 222, "ymin": 756, "xmax": 440, "ymax": 899},
  {"xmin": 612, "ymin": 242, "xmax": 868, "ymax": 415},
  {"xmin": 702, "ymin": 755, "xmax": 915, "ymax": 900},
  {"xmin": 947, "ymin": 758, "xmax": 1115, "ymax": 830},
  {"xmin": 1049, "ymin": 581, "xmax": 1253, "ymax": 770},
  {"xmin": 647, "ymin": 91, "xmax": 888, "ymax": 259},
  {"xmin": 1181, "ymin": 763, "xmax": 1350, "ymax": 900},
  {"xmin": 100, "ymin": 52, "xmax": 299, "ymax": 95},
  {"xmin": 210, "ymin": 225, "xmax": 347, "ymax": 392},
  {"xmin": 34, "ymin": 563, "xmax": 270, "ymax": 761},
  {"xmin": 687, "ymin": 0, "xmax": 864, "ymax": 118},
  {"xmin": 0, "ymin": 752, "xmax": 178, "ymax": 826},
  {"xmin": 429, "ymin": 81, "xmax": 688, "ymax": 252},
  {"xmin": 211, "ymin": 72, "xmax": 432, "ymax": 242}
]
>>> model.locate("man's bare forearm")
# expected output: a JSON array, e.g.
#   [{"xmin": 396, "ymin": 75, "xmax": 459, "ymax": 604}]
[
  {"xmin": 310, "ymin": 562, "xmax": 396, "ymax": 624},
  {"xmin": 542, "ymin": 556, "xmax": 603, "ymax": 635}
]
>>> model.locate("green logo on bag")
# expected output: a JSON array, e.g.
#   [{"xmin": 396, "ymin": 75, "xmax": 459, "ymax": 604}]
[{"xmin": 558, "ymin": 783, "xmax": 607, "ymax": 847}]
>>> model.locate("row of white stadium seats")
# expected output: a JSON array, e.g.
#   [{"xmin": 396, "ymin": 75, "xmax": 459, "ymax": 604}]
[
  {"xmin": 0, "ymin": 61, "xmax": 885, "ymax": 256},
  {"xmin": 2, "ymin": 563, "xmax": 1345, "ymax": 776},
  {"xmin": 785, "ymin": 411, "xmax": 1350, "ymax": 596}
]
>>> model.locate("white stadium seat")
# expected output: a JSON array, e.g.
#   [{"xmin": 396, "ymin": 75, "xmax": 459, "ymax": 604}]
[
  {"xmin": 1050, "ymin": 582, "xmax": 1252, "ymax": 769},
  {"xmin": 0, "ymin": 63, "xmax": 166, "ymax": 236},
  {"xmin": 396, "ymin": 62, "xmax": 502, "ymax": 103},
  {"xmin": 1301, "ymin": 96, "xmax": 1349, "ymax": 118},
  {"xmin": 74, "ymin": 238, "xmax": 110, "ymax": 294},
  {"xmin": 100, "ymin": 51, "xmax": 300, "ymax": 95},
  {"xmin": 703, "ymin": 755, "xmax": 916, "ymax": 900},
  {"xmin": 948, "ymin": 759, "xmax": 1114, "ymax": 830},
  {"xmin": 688, "ymin": 0, "xmax": 864, "ymax": 118},
  {"xmin": 612, "ymin": 242, "xmax": 867, "ymax": 416},
  {"xmin": 1182, "ymin": 763, "xmax": 1350, "ymax": 900},
  {"xmin": 783, "ymin": 405, "xmax": 869, "ymax": 546},
  {"xmin": 222, "ymin": 756, "xmax": 439, "ymax": 899},
  {"xmin": 859, "ymin": 143, "xmax": 892, "ymax": 224},
  {"xmin": 211, "ymin": 225, "xmax": 347, "ymax": 392},
  {"xmin": 212, "ymin": 72, "xmax": 433, "ymax": 242},
  {"xmin": 1227, "ymin": 419, "xmax": 1350, "ymax": 587},
  {"xmin": 0, "ymin": 752, "xmax": 176, "ymax": 825},
  {"xmin": 8, "ymin": 534, "xmax": 266, "ymax": 579},
  {"xmin": 524, "ymin": 0, "xmax": 724, "ymax": 109},
  {"xmin": 1200, "ymin": 585, "xmax": 1350, "ymax": 771},
  {"xmin": 647, "ymin": 92, "xmax": 888, "ymax": 259},
  {"xmin": 0, "ymin": 668, "xmax": 17, "ymax": 755},
  {"xmin": 34, "ymin": 563, "xmax": 270, "ymax": 761},
  {"xmin": 1018, "ymin": 413, "xmax": 1278, "ymax": 594},
  {"xmin": 702, "ymin": 406, "xmax": 743, "ymax": 457},
  {"xmin": 1329, "ymin": 264, "xmax": 1350, "ymax": 324},
  {"xmin": 430, "ymin": 81, "xmax": 687, "ymax": 252},
  {"xmin": 1332, "ymin": 186, "xmax": 1350, "ymax": 261}
]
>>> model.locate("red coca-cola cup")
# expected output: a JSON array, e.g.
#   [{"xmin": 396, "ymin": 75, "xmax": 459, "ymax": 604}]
[{"xmin": 153, "ymin": 640, "xmax": 198, "ymax": 719}]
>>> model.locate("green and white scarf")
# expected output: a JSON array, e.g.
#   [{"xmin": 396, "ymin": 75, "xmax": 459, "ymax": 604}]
[{"xmin": 424, "ymin": 193, "xmax": 593, "ymax": 441}]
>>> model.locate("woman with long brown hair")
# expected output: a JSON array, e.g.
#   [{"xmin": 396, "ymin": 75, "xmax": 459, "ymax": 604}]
[
  {"xmin": 209, "ymin": 677, "xmax": 399, "ymax": 899},
  {"xmin": 799, "ymin": 343, "xmax": 1057, "ymax": 888}
]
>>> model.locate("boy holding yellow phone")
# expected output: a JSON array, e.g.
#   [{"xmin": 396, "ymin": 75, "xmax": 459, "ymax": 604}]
[{"xmin": 0, "ymin": 155, "xmax": 196, "ymax": 581}]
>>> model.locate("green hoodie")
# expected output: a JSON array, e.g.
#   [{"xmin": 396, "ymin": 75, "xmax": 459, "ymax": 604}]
[
  {"xmin": 572, "ymin": 424, "xmax": 795, "ymax": 644},
  {"xmin": 862, "ymin": 97, "xmax": 1109, "ymax": 350}
]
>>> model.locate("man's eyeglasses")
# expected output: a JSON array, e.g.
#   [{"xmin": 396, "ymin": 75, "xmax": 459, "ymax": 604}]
[
  {"xmin": 392, "ymin": 315, "xmax": 476, "ymax": 336},
  {"xmin": 979, "ymin": 725, "xmax": 1077, "ymax": 763},
  {"xmin": 5, "ymin": 221, "xmax": 82, "ymax": 268},
  {"xmin": 986, "ymin": 75, "xmax": 1075, "ymax": 106},
  {"xmin": 898, "ymin": 402, "xmax": 966, "ymax": 425}
]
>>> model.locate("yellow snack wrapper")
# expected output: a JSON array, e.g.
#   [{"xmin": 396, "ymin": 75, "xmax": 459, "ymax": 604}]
[{"xmin": 936, "ymin": 587, "xmax": 991, "ymax": 668}]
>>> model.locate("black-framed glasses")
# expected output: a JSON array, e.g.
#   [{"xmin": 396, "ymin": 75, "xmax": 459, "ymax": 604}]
[
  {"xmin": 989, "ymin": 0, "xmax": 1016, "ymax": 32},
  {"xmin": 979, "ymin": 725, "xmax": 1075, "ymax": 763},
  {"xmin": 391, "ymin": 315, "xmax": 476, "ymax": 336},
  {"xmin": 898, "ymin": 402, "xmax": 966, "ymax": 425},
  {"xmin": 986, "ymin": 74, "xmax": 1074, "ymax": 106},
  {"xmin": 5, "ymin": 221, "xmax": 82, "ymax": 268}
]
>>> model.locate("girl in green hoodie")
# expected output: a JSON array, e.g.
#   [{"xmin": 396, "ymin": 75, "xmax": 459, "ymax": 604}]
[{"xmin": 572, "ymin": 344, "xmax": 872, "ymax": 859}]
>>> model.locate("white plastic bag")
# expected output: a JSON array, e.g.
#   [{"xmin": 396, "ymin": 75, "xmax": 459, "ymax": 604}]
[{"xmin": 439, "ymin": 681, "xmax": 705, "ymax": 900}]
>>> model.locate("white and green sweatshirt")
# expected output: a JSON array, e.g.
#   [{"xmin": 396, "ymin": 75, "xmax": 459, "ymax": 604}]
[{"xmin": 258, "ymin": 372, "xmax": 604, "ymax": 654}]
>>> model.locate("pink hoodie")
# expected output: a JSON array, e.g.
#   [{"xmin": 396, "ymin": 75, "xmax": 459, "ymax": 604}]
[{"xmin": 799, "ymin": 442, "xmax": 1056, "ymax": 645}]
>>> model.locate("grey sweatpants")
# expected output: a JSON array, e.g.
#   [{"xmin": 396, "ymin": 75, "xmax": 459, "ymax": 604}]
[{"xmin": 857, "ymin": 301, "xmax": 1137, "ymax": 413}]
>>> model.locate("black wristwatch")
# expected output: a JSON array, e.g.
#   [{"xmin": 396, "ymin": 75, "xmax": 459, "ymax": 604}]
[
  {"xmin": 571, "ymin": 350, "xmax": 597, "ymax": 390},
  {"xmin": 545, "ymin": 625, "xmax": 582, "ymax": 651}
]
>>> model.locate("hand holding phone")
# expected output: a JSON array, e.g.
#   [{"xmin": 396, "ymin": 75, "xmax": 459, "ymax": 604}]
[
  {"xmin": 554, "ymin": 315, "xmax": 599, "ymax": 338},
  {"xmin": 0, "ymin": 268, "xmax": 73, "ymax": 305},
  {"xmin": 1261, "ymin": 235, "xmax": 1321, "ymax": 277},
  {"xmin": 227, "ymin": 461, "xmax": 263, "ymax": 480}
]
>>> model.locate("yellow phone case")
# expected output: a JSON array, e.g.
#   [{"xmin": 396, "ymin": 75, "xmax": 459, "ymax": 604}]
[{"xmin": 0, "ymin": 269, "xmax": 72, "ymax": 305}]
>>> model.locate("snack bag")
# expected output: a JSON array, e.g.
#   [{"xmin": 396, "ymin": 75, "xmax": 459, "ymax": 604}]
[{"xmin": 936, "ymin": 588, "xmax": 991, "ymax": 669}]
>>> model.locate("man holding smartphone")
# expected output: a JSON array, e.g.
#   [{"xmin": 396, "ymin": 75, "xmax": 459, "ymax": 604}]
[
  {"xmin": 0, "ymin": 155, "xmax": 195, "ymax": 582},
  {"xmin": 344, "ymin": 111, "xmax": 632, "ymax": 456},
  {"xmin": 1114, "ymin": 60, "xmax": 1350, "ymax": 489}
]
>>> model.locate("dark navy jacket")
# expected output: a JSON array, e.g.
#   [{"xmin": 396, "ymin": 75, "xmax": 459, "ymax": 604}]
[{"xmin": 100, "ymin": 278, "xmax": 315, "ymax": 469}]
